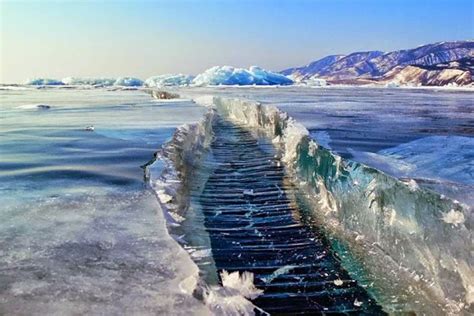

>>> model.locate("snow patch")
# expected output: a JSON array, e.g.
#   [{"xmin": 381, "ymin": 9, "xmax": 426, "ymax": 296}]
[{"xmin": 442, "ymin": 209, "xmax": 465, "ymax": 227}]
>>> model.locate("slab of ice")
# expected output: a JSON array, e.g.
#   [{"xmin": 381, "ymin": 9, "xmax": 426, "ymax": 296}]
[
  {"xmin": 212, "ymin": 96, "xmax": 471, "ymax": 313},
  {"xmin": 145, "ymin": 74, "xmax": 194, "ymax": 87},
  {"xmin": 25, "ymin": 78, "xmax": 64, "ymax": 85},
  {"xmin": 113, "ymin": 77, "xmax": 144, "ymax": 86},
  {"xmin": 193, "ymin": 66, "xmax": 293, "ymax": 86}
]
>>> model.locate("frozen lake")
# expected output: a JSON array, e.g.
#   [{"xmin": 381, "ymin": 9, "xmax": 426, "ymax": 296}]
[
  {"xmin": 179, "ymin": 86, "xmax": 474, "ymax": 206},
  {"xmin": 0, "ymin": 88, "xmax": 208, "ymax": 315},
  {"xmin": 0, "ymin": 86, "xmax": 472, "ymax": 314}
]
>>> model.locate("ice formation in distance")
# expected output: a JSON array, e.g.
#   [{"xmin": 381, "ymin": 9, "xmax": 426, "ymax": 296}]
[
  {"xmin": 193, "ymin": 66, "xmax": 293, "ymax": 86},
  {"xmin": 24, "ymin": 78, "xmax": 64, "ymax": 85},
  {"xmin": 113, "ymin": 77, "xmax": 144, "ymax": 86},
  {"xmin": 61, "ymin": 77, "xmax": 116, "ymax": 86},
  {"xmin": 145, "ymin": 74, "xmax": 195, "ymax": 87}
]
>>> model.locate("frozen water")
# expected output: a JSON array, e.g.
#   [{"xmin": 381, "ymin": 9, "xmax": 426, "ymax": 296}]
[
  {"xmin": 210, "ymin": 95, "xmax": 471, "ymax": 314},
  {"xmin": 348, "ymin": 136, "xmax": 474, "ymax": 205},
  {"xmin": 145, "ymin": 74, "xmax": 194, "ymax": 87},
  {"xmin": 178, "ymin": 86, "xmax": 473, "ymax": 204},
  {"xmin": 0, "ymin": 88, "xmax": 208, "ymax": 314},
  {"xmin": 193, "ymin": 66, "xmax": 293, "ymax": 86}
]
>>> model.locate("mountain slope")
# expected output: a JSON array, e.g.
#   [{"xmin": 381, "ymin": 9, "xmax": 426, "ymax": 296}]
[
  {"xmin": 380, "ymin": 57, "xmax": 473, "ymax": 86},
  {"xmin": 281, "ymin": 40, "xmax": 474, "ymax": 86},
  {"xmin": 280, "ymin": 55, "xmax": 344, "ymax": 80}
]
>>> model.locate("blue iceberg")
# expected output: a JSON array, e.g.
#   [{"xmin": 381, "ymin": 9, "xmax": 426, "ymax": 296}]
[
  {"xmin": 24, "ymin": 78, "xmax": 64, "ymax": 85},
  {"xmin": 192, "ymin": 66, "xmax": 293, "ymax": 86},
  {"xmin": 113, "ymin": 77, "xmax": 144, "ymax": 86},
  {"xmin": 62, "ymin": 77, "xmax": 116, "ymax": 86},
  {"xmin": 145, "ymin": 74, "xmax": 194, "ymax": 87}
]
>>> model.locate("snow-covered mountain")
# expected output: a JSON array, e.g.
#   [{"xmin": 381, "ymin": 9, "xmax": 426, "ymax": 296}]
[
  {"xmin": 282, "ymin": 40, "xmax": 474, "ymax": 85},
  {"xmin": 381, "ymin": 57, "xmax": 473, "ymax": 86}
]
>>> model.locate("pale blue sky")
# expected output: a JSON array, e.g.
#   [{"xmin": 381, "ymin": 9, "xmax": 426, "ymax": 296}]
[{"xmin": 1, "ymin": 0, "xmax": 473, "ymax": 83}]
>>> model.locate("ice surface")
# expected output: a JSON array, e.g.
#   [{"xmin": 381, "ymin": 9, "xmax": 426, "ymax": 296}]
[
  {"xmin": 113, "ymin": 77, "xmax": 144, "ymax": 86},
  {"xmin": 0, "ymin": 89, "xmax": 208, "ymax": 314},
  {"xmin": 178, "ymin": 86, "xmax": 473, "ymax": 203},
  {"xmin": 24, "ymin": 78, "xmax": 64, "ymax": 85},
  {"xmin": 378, "ymin": 136, "xmax": 473, "ymax": 185},
  {"xmin": 211, "ymin": 95, "xmax": 472, "ymax": 314},
  {"xmin": 145, "ymin": 74, "xmax": 194, "ymax": 87},
  {"xmin": 349, "ymin": 136, "xmax": 474, "ymax": 206},
  {"xmin": 15, "ymin": 104, "xmax": 52, "ymax": 110},
  {"xmin": 193, "ymin": 66, "xmax": 293, "ymax": 86}
]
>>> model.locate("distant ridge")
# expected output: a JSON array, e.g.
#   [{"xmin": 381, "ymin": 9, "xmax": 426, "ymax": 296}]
[{"xmin": 281, "ymin": 40, "xmax": 474, "ymax": 86}]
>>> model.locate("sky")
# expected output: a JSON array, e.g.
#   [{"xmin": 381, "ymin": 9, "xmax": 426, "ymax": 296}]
[{"xmin": 0, "ymin": 0, "xmax": 473, "ymax": 83}]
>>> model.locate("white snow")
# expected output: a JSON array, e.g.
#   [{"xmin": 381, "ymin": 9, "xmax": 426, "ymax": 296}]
[
  {"xmin": 145, "ymin": 74, "xmax": 194, "ymax": 87},
  {"xmin": 442, "ymin": 209, "xmax": 465, "ymax": 226},
  {"xmin": 193, "ymin": 66, "xmax": 293, "ymax": 86}
]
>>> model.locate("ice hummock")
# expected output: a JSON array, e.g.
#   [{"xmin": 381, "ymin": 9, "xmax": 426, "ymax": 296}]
[
  {"xmin": 145, "ymin": 74, "xmax": 195, "ymax": 87},
  {"xmin": 24, "ymin": 78, "xmax": 64, "ymax": 85},
  {"xmin": 62, "ymin": 77, "xmax": 116, "ymax": 86},
  {"xmin": 113, "ymin": 77, "xmax": 144, "ymax": 86},
  {"xmin": 193, "ymin": 66, "xmax": 293, "ymax": 86}
]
